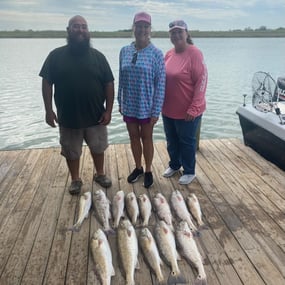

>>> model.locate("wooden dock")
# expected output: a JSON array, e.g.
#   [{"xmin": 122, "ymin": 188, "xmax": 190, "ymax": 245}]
[{"xmin": 0, "ymin": 138, "xmax": 284, "ymax": 285}]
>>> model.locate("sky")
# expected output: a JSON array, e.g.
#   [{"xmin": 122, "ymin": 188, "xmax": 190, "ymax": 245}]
[{"xmin": 0, "ymin": 0, "xmax": 284, "ymax": 32}]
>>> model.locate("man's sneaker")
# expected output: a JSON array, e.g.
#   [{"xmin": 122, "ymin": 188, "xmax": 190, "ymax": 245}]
[
  {"xmin": 127, "ymin": 167, "xmax": 144, "ymax": 183},
  {"xmin": 94, "ymin": 174, "xmax": 112, "ymax": 188},
  {"xmin": 144, "ymin": 172, "xmax": 153, "ymax": 188},
  {"xmin": 69, "ymin": 179, "xmax": 83, "ymax": 195},
  {"xmin": 163, "ymin": 167, "xmax": 179, "ymax": 178},
  {"xmin": 178, "ymin": 174, "xmax": 196, "ymax": 185}
]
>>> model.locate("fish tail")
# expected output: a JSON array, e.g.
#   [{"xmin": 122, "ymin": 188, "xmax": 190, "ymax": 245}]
[
  {"xmin": 112, "ymin": 220, "xmax": 118, "ymax": 228},
  {"xmin": 188, "ymin": 219, "xmax": 198, "ymax": 232},
  {"xmin": 197, "ymin": 219, "xmax": 204, "ymax": 226},
  {"xmin": 104, "ymin": 228, "xmax": 116, "ymax": 235},
  {"xmin": 167, "ymin": 272, "xmax": 187, "ymax": 284},
  {"xmin": 125, "ymin": 275, "xmax": 135, "ymax": 285},
  {"xmin": 193, "ymin": 229, "xmax": 201, "ymax": 237},
  {"xmin": 67, "ymin": 223, "xmax": 81, "ymax": 232},
  {"xmin": 157, "ymin": 272, "xmax": 165, "ymax": 284},
  {"xmin": 137, "ymin": 223, "xmax": 145, "ymax": 229},
  {"xmin": 169, "ymin": 224, "xmax": 174, "ymax": 232},
  {"xmin": 194, "ymin": 276, "xmax": 208, "ymax": 285},
  {"xmin": 198, "ymin": 224, "xmax": 208, "ymax": 230}
]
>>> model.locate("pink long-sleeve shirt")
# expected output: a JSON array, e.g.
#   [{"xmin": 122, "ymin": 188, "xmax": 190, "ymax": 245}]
[{"xmin": 162, "ymin": 44, "xmax": 207, "ymax": 119}]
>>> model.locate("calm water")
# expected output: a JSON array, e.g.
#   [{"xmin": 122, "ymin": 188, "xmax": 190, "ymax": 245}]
[{"xmin": 1, "ymin": 37, "xmax": 285, "ymax": 150}]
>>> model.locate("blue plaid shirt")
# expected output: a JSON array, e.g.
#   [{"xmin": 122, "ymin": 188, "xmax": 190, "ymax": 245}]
[{"xmin": 118, "ymin": 42, "xmax": 166, "ymax": 118}]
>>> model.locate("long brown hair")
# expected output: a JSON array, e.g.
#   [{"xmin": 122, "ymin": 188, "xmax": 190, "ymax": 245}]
[{"xmin": 186, "ymin": 30, "xmax": 194, "ymax": 44}]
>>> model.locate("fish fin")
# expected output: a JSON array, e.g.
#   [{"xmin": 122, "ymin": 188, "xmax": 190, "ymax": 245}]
[
  {"xmin": 176, "ymin": 250, "xmax": 182, "ymax": 260},
  {"xmin": 135, "ymin": 259, "xmax": 140, "ymax": 269},
  {"xmin": 83, "ymin": 211, "xmax": 90, "ymax": 220},
  {"xmin": 132, "ymin": 219, "xmax": 137, "ymax": 226},
  {"xmin": 111, "ymin": 265, "xmax": 115, "ymax": 276},
  {"xmin": 167, "ymin": 272, "xmax": 187, "ymax": 284},
  {"xmin": 127, "ymin": 229, "xmax": 132, "ymax": 237},
  {"xmin": 162, "ymin": 226, "xmax": 169, "ymax": 234},
  {"xmin": 108, "ymin": 209, "xmax": 113, "ymax": 221}
]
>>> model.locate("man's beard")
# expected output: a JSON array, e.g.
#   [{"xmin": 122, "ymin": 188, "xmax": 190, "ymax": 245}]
[{"xmin": 67, "ymin": 35, "xmax": 91, "ymax": 56}]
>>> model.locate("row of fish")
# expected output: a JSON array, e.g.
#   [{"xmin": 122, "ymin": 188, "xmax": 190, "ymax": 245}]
[
  {"xmin": 69, "ymin": 189, "xmax": 207, "ymax": 285},
  {"xmin": 112, "ymin": 190, "xmax": 204, "ymax": 232},
  {"xmin": 90, "ymin": 217, "xmax": 207, "ymax": 285},
  {"xmin": 69, "ymin": 189, "xmax": 204, "ymax": 234}
]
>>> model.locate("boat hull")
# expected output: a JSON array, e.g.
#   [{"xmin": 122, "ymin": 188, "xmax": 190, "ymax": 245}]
[{"xmin": 237, "ymin": 105, "xmax": 285, "ymax": 171}]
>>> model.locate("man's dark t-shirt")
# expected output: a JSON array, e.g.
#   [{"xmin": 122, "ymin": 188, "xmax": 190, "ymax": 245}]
[{"xmin": 39, "ymin": 46, "xmax": 114, "ymax": 129}]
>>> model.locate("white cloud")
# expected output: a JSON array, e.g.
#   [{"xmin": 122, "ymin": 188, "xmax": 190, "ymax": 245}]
[{"xmin": 0, "ymin": 0, "xmax": 284, "ymax": 31}]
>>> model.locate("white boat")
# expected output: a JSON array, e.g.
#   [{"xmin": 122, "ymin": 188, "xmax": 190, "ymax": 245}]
[{"xmin": 236, "ymin": 72, "xmax": 285, "ymax": 170}]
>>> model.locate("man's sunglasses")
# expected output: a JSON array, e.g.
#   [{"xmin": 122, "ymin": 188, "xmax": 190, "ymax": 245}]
[{"xmin": 132, "ymin": 52, "xmax": 138, "ymax": 64}]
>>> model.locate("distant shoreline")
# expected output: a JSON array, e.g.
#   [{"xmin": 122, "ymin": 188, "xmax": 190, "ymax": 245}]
[{"xmin": 0, "ymin": 28, "xmax": 285, "ymax": 38}]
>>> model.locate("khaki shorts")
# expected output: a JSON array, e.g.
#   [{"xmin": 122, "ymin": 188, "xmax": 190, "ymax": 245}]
[{"xmin": 59, "ymin": 125, "xmax": 108, "ymax": 160}]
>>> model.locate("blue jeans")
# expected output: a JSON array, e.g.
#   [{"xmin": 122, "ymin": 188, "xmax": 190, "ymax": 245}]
[{"xmin": 162, "ymin": 115, "xmax": 202, "ymax": 175}]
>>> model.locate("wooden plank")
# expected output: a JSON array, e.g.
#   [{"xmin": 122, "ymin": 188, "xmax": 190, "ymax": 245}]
[
  {"xmin": 102, "ymin": 144, "xmax": 126, "ymax": 285},
  {"xmin": 119, "ymin": 144, "xmax": 154, "ymax": 285},
  {"xmin": 153, "ymin": 143, "xmax": 199, "ymax": 284},
  {"xmin": 0, "ymin": 149, "xmax": 47, "ymax": 274},
  {"xmin": 0, "ymin": 148, "xmax": 58, "ymax": 284},
  {"xmin": 116, "ymin": 144, "xmax": 133, "ymax": 193},
  {"xmin": 20, "ymin": 148, "xmax": 67, "ymax": 285},
  {"xmin": 0, "ymin": 150, "xmax": 25, "ymax": 185},
  {"xmin": 230, "ymin": 138, "xmax": 285, "ymax": 197},
  {"xmin": 196, "ymin": 143, "xmax": 267, "ymax": 285},
  {"xmin": 198, "ymin": 140, "xmax": 285, "ymax": 284},
  {"xmin": 42, "ymin": 153, "xmax": 78, "ymax": 285},
  {"xmin": 0, "ymin": 149, "xmax": 40, "ymax": 228},
  {"xmin": 218, "ymin": 139, "xmax": 285, "ymax": 214},
  {"xmin": 213, "ymin": 139, "xmax": 285, "ymax": 276},
  {"xmin": 146, "ymin": 143, "xmax": 182, "ymax": 284},
  {"xmin": 216, "ymin": 139, "xmax": 285, "ymax": 237},
  {"xmin": 208, "ymin": 139, "xmax": 285, "ymax": 243},
  {"xmin": 153, "ymin": 142, "xmax": 219, "ymax": 284},
  {"xmin": 0, "ymin": 140, "xmax": 285, "ymax": 285},
  {"xmin": 105, "ymin": 144, "xmax": 120, "ymax": 195},
  {"xmin": 154, "ymin": 142, "xmax": 222, "ymax": 285},
  {"xmin": 65, "ymin": 147, "xmax": 91, "ymax": 285}
]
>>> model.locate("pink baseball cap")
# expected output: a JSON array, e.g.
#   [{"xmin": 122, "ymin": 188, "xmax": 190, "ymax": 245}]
[{"xmin": 133, "ymin": 12, "xmax": 151, "ymax": 24}]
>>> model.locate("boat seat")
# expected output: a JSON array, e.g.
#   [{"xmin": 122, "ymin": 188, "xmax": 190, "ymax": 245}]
[
  {"xmin": 277, "ymin": 77, "xmax": 285, "ymax": 89},
  {"xmin": 276, "ymin": 77, "xmax": 285, "ymax": 101}
]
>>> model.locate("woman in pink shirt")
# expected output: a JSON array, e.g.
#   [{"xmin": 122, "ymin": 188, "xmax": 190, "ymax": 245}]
[{"xmin": 162, "ymin": 20, "xmax": 208, "ymax": 185}]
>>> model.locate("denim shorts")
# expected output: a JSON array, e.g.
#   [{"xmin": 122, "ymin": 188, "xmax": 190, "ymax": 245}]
[{"xmin": 59, "ymin": 125, "xmax": 108, "ymax": 160}]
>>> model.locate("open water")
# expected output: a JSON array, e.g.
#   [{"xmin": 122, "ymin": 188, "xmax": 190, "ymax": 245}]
[{"xmin": 1, "ymin": 37, "xmax": 285, "ymax": 150}]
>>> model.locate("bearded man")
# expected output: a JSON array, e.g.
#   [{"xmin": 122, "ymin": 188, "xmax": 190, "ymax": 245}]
[{"xmin": 39, "ymin": 15, "xmax": 114, "ymax": 194}]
